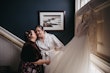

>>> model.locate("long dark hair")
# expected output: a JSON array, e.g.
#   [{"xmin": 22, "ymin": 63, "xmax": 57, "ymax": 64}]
[{"xmin": 24, "ymin": 30, "xmax": 32, "ymax": 42}]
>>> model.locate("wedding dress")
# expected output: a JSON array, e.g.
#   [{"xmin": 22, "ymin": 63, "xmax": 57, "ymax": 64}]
[{"xmin": 45, "ymin": 12, "xmax": 94, "ymax": 73}]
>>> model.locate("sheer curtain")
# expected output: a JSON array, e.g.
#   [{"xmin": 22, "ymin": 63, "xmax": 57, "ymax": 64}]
[{"xmin": 45, "ymin": 10, "xmax": 96, "ymax": 73}]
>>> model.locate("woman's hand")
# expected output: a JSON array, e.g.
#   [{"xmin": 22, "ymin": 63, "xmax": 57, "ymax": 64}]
[
  {"xmin": 45, "ymin": 60, "xmax": 50, "ymax": 65},
  {"xmin": 32, "ymin": 59, "xmax": 50, "ymax": 65}
]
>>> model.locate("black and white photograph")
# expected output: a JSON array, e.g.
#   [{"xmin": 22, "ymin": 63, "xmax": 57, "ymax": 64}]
[{"xmin": 39, "ymin": 11, "xmax": 65, "ymax": 30}]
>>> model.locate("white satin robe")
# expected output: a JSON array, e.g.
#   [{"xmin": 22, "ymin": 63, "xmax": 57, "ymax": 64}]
[{"xmin": 36, "ymin": 32, "xmax": 64, "ymax": 62}]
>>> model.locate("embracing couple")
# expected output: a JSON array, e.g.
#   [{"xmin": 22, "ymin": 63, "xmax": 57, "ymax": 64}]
[{"xmin": 18, "ymin": 25, "xmax": 64, "ymax": 73}]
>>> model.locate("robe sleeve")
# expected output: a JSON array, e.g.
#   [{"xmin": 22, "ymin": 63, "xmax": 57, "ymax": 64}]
[{"xmin": 51, "ymin": 34, "xmax": 64, "ymax": 50}]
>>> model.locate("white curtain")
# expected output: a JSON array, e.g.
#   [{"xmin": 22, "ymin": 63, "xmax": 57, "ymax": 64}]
[
  {"xmin": 45, "ymin": 10, "xmax": 96, "ymax": 73},
  {"xmin": 45, "ymin": 36, "xmax": 90, "ymax": 73}
]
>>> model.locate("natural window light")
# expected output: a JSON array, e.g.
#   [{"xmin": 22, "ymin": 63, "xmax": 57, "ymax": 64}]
[
  {"xmin": 75, "ymin": 0, "xmax": 106, "ymax": 73},
  {"xmin": 75, "ymin": 0, "xmax": 90, "ymax": 12},
  {"xmin": 89, "ymin": 62, "xmax": 105, "ymax": 73}
]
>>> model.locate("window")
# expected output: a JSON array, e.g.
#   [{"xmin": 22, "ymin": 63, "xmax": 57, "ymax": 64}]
[{"xmin": 75, "ymin": 0, "xmax": 90, "ymax": 12}]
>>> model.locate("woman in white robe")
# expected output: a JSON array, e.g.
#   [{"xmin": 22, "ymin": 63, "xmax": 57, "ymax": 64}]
[{"xmin": 35, "ymin": 25, "xmax": 64, "ymax": 63}]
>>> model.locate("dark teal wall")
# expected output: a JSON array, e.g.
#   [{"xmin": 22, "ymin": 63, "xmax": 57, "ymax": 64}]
[{"xmin": 0, "ymin": 0, "xmax": 74, "ymax": 45}]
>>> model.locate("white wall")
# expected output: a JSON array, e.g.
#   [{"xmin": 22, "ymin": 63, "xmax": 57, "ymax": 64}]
[{"xmin": 0, "ymin": 35, "xmax": 21, "ymax": 72}]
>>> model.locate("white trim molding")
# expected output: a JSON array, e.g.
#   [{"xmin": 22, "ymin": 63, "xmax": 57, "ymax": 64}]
[
  {"xmin": 0, "ymin": 26, "xmax": 24, "ymax": 48},
  {"xmin": 94, "ymin": 0, "xmax": 110, "ymax": 12},
  {"xmin": 90, "ymin": 54, "xmax": 110, "ymax": 73}
]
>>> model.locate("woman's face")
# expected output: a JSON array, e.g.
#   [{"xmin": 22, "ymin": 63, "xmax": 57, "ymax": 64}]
[
  {"xmin": 30, "ymin": 30, "xmax": 37, "ymax": 40},
  {"xmin": 35, "ymin": 27, "xmax": 44, "ymax": 38}
]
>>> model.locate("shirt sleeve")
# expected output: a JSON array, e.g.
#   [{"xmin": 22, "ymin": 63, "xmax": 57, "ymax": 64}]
[{"xmin": 51, "ymin": 34, "xmax": 64, "ymax": 50}]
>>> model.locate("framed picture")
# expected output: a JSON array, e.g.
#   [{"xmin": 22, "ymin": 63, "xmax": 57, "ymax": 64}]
[{"xmin": 39, "ymin": 11, "xmax": 65, "ymax": 30}]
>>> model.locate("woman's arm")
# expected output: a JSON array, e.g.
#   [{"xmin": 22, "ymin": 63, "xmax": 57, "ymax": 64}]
[{"xmin": 33, "ymin": 59, "xmax": 50, "ymax": 65}]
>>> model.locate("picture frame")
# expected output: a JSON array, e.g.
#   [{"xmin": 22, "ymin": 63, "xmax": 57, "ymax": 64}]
[{"xmin": 39, "ymin": 11, "xmax": 65, "ymax": 31}]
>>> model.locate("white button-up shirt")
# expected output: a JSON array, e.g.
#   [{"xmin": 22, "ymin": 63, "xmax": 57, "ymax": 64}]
[{"xmin": 36, "ymin": 32, "xmax": 64, "ymax": 61}]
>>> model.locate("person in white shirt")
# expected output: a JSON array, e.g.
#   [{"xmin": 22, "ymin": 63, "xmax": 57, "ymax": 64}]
[{"xmin": 35, "ymin": 25, "xmax": 64, "ymax": 63}]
